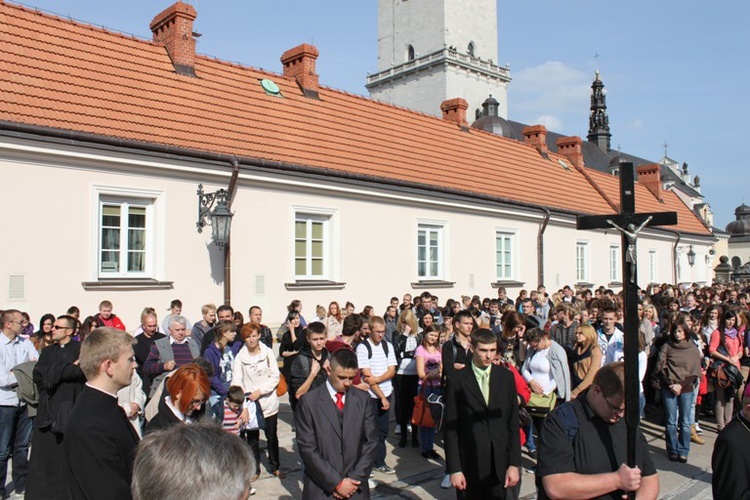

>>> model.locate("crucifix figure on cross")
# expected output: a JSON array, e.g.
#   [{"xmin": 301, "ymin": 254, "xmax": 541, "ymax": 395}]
[
  {"xmin": 577, "ymin": 162, "xmax": 678, "ymax": 498},
  {"xmin": 606, "ymin": 216, "xmax": 653, "ymax": 283}
]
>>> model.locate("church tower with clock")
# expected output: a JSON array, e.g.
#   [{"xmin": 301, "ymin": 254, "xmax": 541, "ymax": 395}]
[{"xmin": 365, "ymin": 0, "xmax": 511, "ymax": 120}]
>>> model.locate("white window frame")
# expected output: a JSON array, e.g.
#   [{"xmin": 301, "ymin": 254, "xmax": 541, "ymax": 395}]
[
  {"xmin": 576, "ymin": 240, "xmax": 589, "ymax": 283},
  {"xmin": 416, "ymin": 221, "xmax": 446, "ymax": 280},
  {"xmin": 609, "ymin": 245, "xmax": 621, "ymax": 282},
  {"xmin": 495, "ymin": 229, "xmax": 517, "ymax": 280},
  {"xmin": 92, "ymin": 186, "xmax": 165, "ymax": 280},
  {"xmin": 648, "ymin": 250, "xmax": 657, "ymax": 283},
  {"xmin": 293, "ymin": 207, "xmax": 336, "ymax": 280}
]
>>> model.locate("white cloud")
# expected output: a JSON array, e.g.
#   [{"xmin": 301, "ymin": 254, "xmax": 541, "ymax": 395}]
[
  {"xmin": 625, "ymin": 119, "xmax": 644, "ymax": 130},
  {"xmin": 508, "ymin": 61, "xmax": 590, "ymax": 129},
  {"xmin": 532, "ymin": 115, "xmax": 564, "ymax": 131}
]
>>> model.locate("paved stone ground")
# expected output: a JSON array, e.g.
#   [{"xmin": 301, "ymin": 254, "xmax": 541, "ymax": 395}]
[
  {"xmin": 8, "ymin": 397, "xmax": 716, "ymax": 499},
  {"xmin": 246, "ymin": 398, "xmax": 716, "ymax": 499}
]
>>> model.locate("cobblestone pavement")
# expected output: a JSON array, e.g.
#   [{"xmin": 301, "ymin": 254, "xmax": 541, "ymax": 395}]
[
  {"xmin": 8, "ymin": 398, "xmax": 715, "ymax": 499},
  {"xmin": 240, "ymin": 399, "xmax": 716, "ymax": 499}
]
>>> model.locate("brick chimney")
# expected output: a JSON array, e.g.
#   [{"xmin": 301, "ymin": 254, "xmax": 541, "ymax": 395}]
[
  {"xmin": 556, "ymin": 136, "xmax": 584, "ymax": 170},
  {"xmin": 150, "ymin": 2, "xmax": 198, "ymax": 77},
  {"xmin": 636, "ymin": 163, "xmax": 663, "ymax": 200},
  {"xmin": 440, "ymin": 98, "xmax": 469, "ymax": 127},
  {"xmin": 281, "ymin": 44, "xmax": 320, "ymax": 98},
  {"xmin": 522, "ymin": 125, "xmax": 548, "ymax": 155}
]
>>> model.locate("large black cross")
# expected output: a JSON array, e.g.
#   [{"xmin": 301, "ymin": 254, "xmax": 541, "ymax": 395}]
[{"xmin": 577, "ymin": 162, "xmax": 677, "ymax": 490}]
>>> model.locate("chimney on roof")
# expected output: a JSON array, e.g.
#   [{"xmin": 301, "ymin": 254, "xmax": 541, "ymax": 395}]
[
  {"xmin": 150, "ymin": 2, "xmax": 198, "ymax": 77},
  {"xmin": 556, "ymin": 136, "xmax": 584, "ymax": 170},
  {"xmin": 522, "ymin": 125, "xmax": 548, "ymax": 155},
  {"xmin": 440, "ymin": 98, "xmax": 469, "ymax": 128},
  {"xmin": 636, "ymin": 163, "xmax": 663, "ymax": 200},
  {"xmin": 281, "ymin": 44, "xmax": 320, "ymax": 98}
]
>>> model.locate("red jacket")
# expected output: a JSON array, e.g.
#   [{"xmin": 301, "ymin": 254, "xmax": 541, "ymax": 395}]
[
  {"xmin": 500, "ymin": 361, "xmax": 530, "ymax": 444},
  {"xmin": 94, "ymin": 314, "xmax": 126, "ymax": 331}
]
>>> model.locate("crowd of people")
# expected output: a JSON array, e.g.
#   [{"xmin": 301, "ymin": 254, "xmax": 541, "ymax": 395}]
[{"xmin": 1, "ymin": 281, "xmax": 749, "ymax": 499}]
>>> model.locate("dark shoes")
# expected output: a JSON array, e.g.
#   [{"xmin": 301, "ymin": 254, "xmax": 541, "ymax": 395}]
[
  {"xmin": 398, "ymin": 437, "xmax": 407, "ymax": 448},
  {"xmin": 678, "ymin": 456, "xmax": 688, "ymax": 463},
  {"xmin": 422, "ymin": 449, "xmax": 441, "ymax": 461}
]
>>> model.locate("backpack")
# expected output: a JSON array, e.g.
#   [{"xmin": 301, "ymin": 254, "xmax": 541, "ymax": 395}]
[
  {"xmin": 555, "ymin": 401, "xmax": 580, "ymax": 445},
  {"xmin": 362, "ymin": 339, "xmax": 389, "ymax": 359}
]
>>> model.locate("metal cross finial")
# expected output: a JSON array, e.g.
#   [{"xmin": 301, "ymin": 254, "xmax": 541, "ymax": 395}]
[
  {"xmin": 663, "ymin": 140, "xmax": 669, "ymax": 158},
  {"xmin": 594, "ymin": 52, "xmax": 600, "ymax": 71}
]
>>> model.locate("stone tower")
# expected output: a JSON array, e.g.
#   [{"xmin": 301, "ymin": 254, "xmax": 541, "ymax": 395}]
[
  {"xmin": 366, "ymin": 0, "xmax": 511, "ymax": 119},
  {"xmin": 587, "ymin": 70, "xmax": 612, "ymax": 153}
]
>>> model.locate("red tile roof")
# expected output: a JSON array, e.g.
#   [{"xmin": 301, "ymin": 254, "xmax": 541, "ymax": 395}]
[{"xmin": 0, "ymin": 2, "xmax": 712, "ymax": 236}]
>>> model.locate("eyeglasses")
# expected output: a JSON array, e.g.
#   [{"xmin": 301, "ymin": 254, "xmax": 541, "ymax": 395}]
[
  {"xmin": 52, "ymin": 325, "xmax": 71, "ymax": 331},
  {"xmin": 604, "ymin": 396, "xmax": 625, "ymax": 416},
  {"xmin": 189, "ymin": 398, "xmax": 206, "ymax": 408}
]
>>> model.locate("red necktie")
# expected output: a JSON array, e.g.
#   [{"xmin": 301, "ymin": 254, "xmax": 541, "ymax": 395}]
[{"xmin": 335, "ymin": 392, "xmax": 345, "ymax": 411}]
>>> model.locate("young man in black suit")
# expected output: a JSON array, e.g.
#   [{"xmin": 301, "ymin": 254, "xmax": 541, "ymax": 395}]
[
  {"xmin": 63, "ymin": 327, "xmax": 140, "ymax": 500},
  {"xmin": 445, "ymin": 328, "xmax": 521, "ymax": 499},
  {"xmin": 295, "ymin": 349, "xmax": 378, "ymax": 499}
]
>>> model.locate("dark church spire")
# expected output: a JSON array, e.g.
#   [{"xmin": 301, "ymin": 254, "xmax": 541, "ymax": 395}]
[{"xmin": 587, "ymin": 70, "xmax": 611, "ymax": 153}]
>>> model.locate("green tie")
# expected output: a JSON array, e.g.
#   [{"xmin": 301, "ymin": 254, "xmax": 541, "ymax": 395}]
[{"xmin": 479, "ymin": 370, "xmax": 490, "ymax": 404}]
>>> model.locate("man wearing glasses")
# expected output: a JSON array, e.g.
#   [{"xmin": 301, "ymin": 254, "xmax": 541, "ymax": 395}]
[
  {"xmin": 0, "ymin": 309, "xmax": 38, "ymax": 499},
  {"xmin": 537, "ymin": 362, "xmax": 659, "ymax": 500},
  {"xmin": 27, "ymin": 315, "xmax": 87, "ymax": 498}
]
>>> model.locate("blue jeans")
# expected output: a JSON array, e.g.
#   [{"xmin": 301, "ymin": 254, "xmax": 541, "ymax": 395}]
[
  {"xmin": 661, "ymin": 388, "xmax": 692, "ymax": 457},
  {"xmin": 524, "ymin": 419, "xmax": 536, "ymax": 452},
  {"xmin": 370, "ymin": 394, "xmax": 391, "ymax": 468},
  {"xmin": 419, "ymin": 385, "xmax": 442, "ymax": 452},
  {"xmin": 0, "ymin": 405, "xmax": 32, "ymax": 495}
]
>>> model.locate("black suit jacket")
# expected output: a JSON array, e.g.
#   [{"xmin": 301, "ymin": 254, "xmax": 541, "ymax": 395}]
[
  {"xmin": 445, "ymin": 363, "xmax": 521, "ymax": 485},
  {"xmin": 712, "ymin": 413, "xmax": 750, "ymax": 500},
  {"xmin": 295, "ymin": 383, "xmax": 378, "ymax": 500},
  {"xmin": 63, "ymin": 386, "xmax": 140, "ymax": 500}
]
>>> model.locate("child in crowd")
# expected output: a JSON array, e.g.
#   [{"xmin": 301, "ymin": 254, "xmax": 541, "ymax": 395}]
[{"xmin": 222, "ymin": 386, "xmax": 257, "ymax": 496}]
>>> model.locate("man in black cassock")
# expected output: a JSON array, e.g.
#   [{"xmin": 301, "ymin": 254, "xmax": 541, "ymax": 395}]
[{"xmin": 26, "ymin": 315, "xmax": 86, "ymax": 499}]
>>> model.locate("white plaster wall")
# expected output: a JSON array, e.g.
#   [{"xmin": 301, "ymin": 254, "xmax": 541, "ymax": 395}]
[
  {"xmin": 2, "ymin": 141, "xmax": 716, "ymax": 332},
  {"xmin": 446, "ymin": 65, "xmax": 509, "ymax": 121},
  {"xmin": 373, "ymin": 0, "xmax": 508, "ymax": 119},
  {"xmin": 370, "ymin": 66, "xmax": 448, "ymax": 116},
  {"xmin": 0, "ymin": 154, "xmax": 223, "ymax": 329}
]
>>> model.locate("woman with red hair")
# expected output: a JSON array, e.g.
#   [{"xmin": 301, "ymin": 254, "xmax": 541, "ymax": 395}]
[{"xmin": 145, "ymin": 364, "xmax": 209, "ymax": 433}]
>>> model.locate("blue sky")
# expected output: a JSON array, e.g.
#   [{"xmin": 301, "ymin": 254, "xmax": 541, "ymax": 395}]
[{"xmin": 20, "ymin": 0, "xmax": 749, "ymax": 229}]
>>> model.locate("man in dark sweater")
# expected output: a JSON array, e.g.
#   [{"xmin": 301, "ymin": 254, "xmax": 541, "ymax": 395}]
[
  {"xmin": 133, "ymin": 312, "xmax": 165, "ymax": 396},
  {"xmin": 143, "ymin": 316, "xmax": 199, "ymax": 399}
]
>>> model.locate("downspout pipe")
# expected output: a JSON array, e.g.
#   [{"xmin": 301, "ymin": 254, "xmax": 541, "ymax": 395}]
[
  {"xmin": 538, "ymin": 208, "xmax": 550, "ymax": 287},
  {"xmin": 223, "ymin": 158, "xmax": 240, "ymax": 306},
  {"xmin": 663, "ymin": 229, "xmax": 681, "ymax": 284}
]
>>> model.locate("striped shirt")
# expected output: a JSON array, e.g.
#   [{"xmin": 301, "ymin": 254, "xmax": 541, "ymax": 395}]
[
  {"xmin": 356, "ymin": 338, "xmax": 397, "ymax": 399},
  {"xmin": 222, "ymin": 401, "xmax": 241, "ymax": 435},
  {"xmin": 171, "ymin": 342, "xmax": 193, "ymax": 369}
]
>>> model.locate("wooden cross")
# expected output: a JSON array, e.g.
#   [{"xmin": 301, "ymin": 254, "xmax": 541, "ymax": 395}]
[{"xmin": 577, "ymin": 162, "xmax": 677, "ymax": 493}]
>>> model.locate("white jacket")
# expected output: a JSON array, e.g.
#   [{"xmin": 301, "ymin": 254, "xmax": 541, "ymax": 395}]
[{"xmin": 232, "ymin": 343, "xmax": 280, "ymax": 418}]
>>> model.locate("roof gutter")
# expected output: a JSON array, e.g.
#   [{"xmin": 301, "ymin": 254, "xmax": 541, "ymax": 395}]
[
  {"xmin": 0, "ymin": 121, "xmax": 581, "ymax": 218},
  {"xmin": 0, "ymin": 121, "xmax": 717, "ymax": 241}
]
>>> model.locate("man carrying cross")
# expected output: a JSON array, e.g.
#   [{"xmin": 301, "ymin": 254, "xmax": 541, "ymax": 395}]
[{"xmin": 537, "ymin": 163, "xmax": 672, "ymax": 499}]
